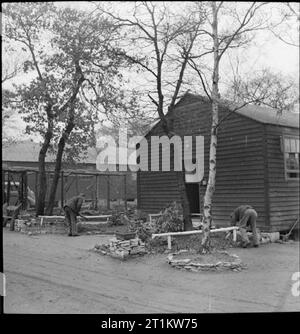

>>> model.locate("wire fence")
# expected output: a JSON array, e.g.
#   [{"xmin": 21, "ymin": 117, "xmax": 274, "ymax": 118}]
[{"xmin": 2, "ymin": 169, "xmax": 137, "ymax": 213}]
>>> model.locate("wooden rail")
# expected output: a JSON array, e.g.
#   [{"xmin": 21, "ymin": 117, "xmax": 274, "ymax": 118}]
[
  {"xmin": 38, "ymin": 215, "xmax": 112, "ymax": 226},
  {"xmin": 152, "ymin": 226, "xmax": 239, "ymax": 249}
]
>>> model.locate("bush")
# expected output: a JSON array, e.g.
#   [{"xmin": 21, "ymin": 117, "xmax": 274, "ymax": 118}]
[{"xmin": 155, "ymin": 202, "xmax": 183, "ymax": 233}]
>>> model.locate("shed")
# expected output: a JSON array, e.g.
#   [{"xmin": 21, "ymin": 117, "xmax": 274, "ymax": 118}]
[{"xmin": 137, "ymin": 93, "xmax": 299, "ymax": 232}]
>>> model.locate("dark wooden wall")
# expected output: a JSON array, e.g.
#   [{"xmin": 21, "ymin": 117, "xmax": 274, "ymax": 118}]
[
  {"xmin": 215, "ymin": 111, "xmax": 267, "ymax": 229},
  {"xmin": 138, "ymin": 96, "xmax": 299, "ymax": 231},
  {"xmin": 137, "ymin": 171, "xmax": 181, "ymax": 213},
  {"xmin": 265, "ymin": 124, "xmax": 299, "ymax": 231},
  {"xmin": 138, "ymin": 97, "xmax": 269, "ymax": 229}
]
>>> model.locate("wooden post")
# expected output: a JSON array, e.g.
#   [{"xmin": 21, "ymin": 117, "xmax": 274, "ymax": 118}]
[
  {"xmin": 2, "ymin": 170, "xmax": 5, "ymax": 204},
  {"xmin": 23, "ymin": 171, "xmax": 28, "ymax": 210},
  {"xmin": 124, "ymin": 174, "xmax": 127, "ymax": 211},
  {"xmin": 167, "ymin": 236, "xmax": 172, "ymax": 249},
  {"xmin": 19, "ymin": 172, "xmax": 23, "ymax": 207},
  {"xmin": 107, "ymin": 175, "xmax": 110, "ymax": 210},
  {"xmin": 75, "ymin": 173, "xmax": 79, "ymax": 194},
  {"xmin": 35, "ymin": 171, "xmax": 38, "ymax": 210},
  {"xmin": 95, "ymin": 175, "xmax": 98, "ymax": 210},
  {"xmin": 198, "ymin": 183, "xmax": 201, "ymax": 215},
  {"xmin": 61, "ymin": 171, "xmax": 64, "ymax": 209},
  {"xmin": 233, "ymin": 228, "xmax": 237, "ymax": 242},
  {"xmin": 7, "ymin": 172, "xmax": 11, "ymax": 205}
]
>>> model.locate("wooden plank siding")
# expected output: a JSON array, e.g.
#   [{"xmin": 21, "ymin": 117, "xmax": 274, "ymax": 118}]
[
  {"xmin": 137, "ymin": 171, "xmax": 181, "ymax": 212},
  {"xmin": 138, "ymin": 96, "xmax": 298, "ymax": 231},
  {"xmin": 138, "ymin": 98, "xmax": 268, "ymax": 229},
  {"xmin": 213, "ymin": 109, "xmax": 266, "ymax": 229},
  {"xmin": 264, "ymin": 124, "xmax": 299, "ymax": 232}
]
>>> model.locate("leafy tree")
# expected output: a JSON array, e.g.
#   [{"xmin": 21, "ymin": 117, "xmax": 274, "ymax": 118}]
[
  {"xmin": 4, "ymin": 3, "xmax": 129, "ymax": 214},
  {"xmin": 97, "ymin": 1, "xmax": 207, "ymax": 230}
]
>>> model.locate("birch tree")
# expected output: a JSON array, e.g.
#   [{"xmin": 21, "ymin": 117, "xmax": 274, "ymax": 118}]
[
  {"xmin": 96, "ymin": 1, "xmax": 207, "ymax": 230},
  {"xmin": 188, "ymin": 2, "xmax": 272, "ymax": 251}
]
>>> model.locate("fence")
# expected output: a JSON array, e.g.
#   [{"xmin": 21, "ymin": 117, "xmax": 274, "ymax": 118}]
[{"xmin": 2, "ymin": 168, "xmax": 137, "ymax": 212}]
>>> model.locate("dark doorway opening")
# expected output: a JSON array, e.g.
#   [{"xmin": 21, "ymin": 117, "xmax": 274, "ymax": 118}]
[{"xmin": 186, "ymin": 183, "xmax": 200, "ymax": 213}]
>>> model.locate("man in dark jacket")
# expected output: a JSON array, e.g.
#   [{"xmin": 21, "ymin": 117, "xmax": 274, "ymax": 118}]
[
  {"xmin": 230, "ymin": 205, "xmax": 259, "ymax": 248},
  {"xmin": 63, "ymin": 193, "xmax": 85, "ymax": 236}
]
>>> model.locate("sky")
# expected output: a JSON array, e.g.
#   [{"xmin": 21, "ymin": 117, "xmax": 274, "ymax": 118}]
[{"xmin": 2, "ymin": 1, "xmax": 299, "ymax": 141}]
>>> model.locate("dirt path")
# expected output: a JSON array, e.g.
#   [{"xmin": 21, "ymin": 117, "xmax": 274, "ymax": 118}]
[{"xmin": 3, "ymin": 229, "xmax": 300, "ymax": 313}]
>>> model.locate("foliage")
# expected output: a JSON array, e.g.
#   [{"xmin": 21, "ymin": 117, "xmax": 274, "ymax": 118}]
[
  {"xmin": 155, "ymin": 202, "xmax": 184, "ymax": 233},
  {"xmin": 127, "ymin": 202, "xmax": 184, "ymax": 242},
  {"xmin": 3, "ymin": 3, "xmax": 131, "ymax": 162},
  {"xmin": 228, "ymin": 68, "xmax": 299, "ymax": 113}
]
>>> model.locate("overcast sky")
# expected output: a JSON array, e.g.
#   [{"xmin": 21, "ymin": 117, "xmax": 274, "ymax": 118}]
[{"xmin": 2, "ymin": 1, "xmax": 299, "ymax": 141}]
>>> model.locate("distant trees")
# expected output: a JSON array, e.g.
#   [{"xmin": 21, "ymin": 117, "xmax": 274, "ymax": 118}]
[
  {"xmin": 268, "ymin": 2, "xmax": 299, "ymax": 47},
  {"xmin": 228, "ymin": 68, "xmax": 299, "ymax": 113}
]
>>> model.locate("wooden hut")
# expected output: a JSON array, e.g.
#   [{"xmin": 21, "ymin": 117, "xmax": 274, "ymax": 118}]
[{"xmin": 137, "ymin": 93, "xmax": 299, "ymax": 232}]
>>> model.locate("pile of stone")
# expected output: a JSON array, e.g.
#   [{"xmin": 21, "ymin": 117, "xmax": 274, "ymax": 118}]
[
  {"xmin": 167, "ymin": 251, "xmax": 245, "ymax": 272},
  {"xmin": 14, "ymin": 219, "xmax": 29, "ymax": 232},
  {"xmin": 94, "ymin": 237, "xmax": 147, "ymax": 260},
  {"xmin": 15, "ymin": 218, "xmax": 44, "ymax": 235}
]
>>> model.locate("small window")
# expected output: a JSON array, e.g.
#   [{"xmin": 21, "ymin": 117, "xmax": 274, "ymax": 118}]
[{"xmin": 283, "ymin": 137, "xmax": 299, "ymax": 179}]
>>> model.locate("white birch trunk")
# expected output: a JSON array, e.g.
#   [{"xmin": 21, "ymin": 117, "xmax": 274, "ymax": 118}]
[{"xmin": 201, "ymin": 1, "xmax": 220, "ymax": 252}]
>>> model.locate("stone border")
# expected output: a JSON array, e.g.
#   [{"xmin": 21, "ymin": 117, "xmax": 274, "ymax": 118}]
[{"xmin": 167, "ymin": 250, "xmax": 245, "ymax": 272}]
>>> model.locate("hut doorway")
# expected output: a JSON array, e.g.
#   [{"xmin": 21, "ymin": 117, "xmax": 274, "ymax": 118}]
[{"xmin": 186, "ymin": 183, "xmax": 200, "ymax": 214}]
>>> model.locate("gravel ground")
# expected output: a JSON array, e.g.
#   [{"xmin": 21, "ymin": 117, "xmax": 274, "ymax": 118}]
[{"xmin": 3, "ymin": 229, "xmax": 300, "ymax": 313}]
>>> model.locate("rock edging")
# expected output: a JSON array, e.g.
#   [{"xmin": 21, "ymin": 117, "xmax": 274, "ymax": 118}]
[{"xmin": 167, "ymin": 250, "xmax": 246, "ymax": 272}]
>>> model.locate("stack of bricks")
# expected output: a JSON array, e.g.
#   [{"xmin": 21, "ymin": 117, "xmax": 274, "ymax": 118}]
[
  {"xmin": 15, "ymin": 218, "xmax": 41, "ymax": 234},
  {"xmin": 94, "ymin": 237, "xmax": 147, "ymax": 260},
  {"xmin": 15, "ymin": 219, "xmax": 27, "ymax": 232}
]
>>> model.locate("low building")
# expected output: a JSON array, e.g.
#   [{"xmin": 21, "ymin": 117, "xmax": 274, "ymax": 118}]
[
  {"xmin": 2, "ymin": 140, "xmax": 137, "ymax": 207},
  {"xmin": 137, "ymin": 93, "xmax": 299, "ymax": 232}
]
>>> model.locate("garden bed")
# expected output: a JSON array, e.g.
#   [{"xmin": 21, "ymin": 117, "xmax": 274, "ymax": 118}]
[{"xmin": 167, "ymin": 250, "xmax": 246, "ymax": 272}]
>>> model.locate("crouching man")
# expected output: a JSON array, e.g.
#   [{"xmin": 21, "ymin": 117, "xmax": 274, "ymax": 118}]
[
  {"xmin": 63, "ymin": 193, "xmax": 85, "ymax": 236},
  {"xmin": 230, "ymin": 205, "xmax": 259, "ymax": 248}
]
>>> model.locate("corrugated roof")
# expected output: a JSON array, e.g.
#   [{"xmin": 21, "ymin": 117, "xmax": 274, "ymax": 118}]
[
  {"xmin": 229, "ymin": 101, "xmax": 299, "ymax": 128},
  {"xmin": 181, "ymin": 93, "xmax": 299, "ymax": 129},
  {"xmin": 2, "ymin": 141, "xmax": 98, "ymax": 163},
  {"xmin": 2, "ymin": 141, "xmax": 51, "ymax": 162},
  {"xmin": 2, "ymin": 140, "xmax": 136, "ymax": 164}
]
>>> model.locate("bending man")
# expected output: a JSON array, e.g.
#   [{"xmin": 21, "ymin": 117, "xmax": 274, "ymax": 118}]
[
  {"xmin": 64, "ymin": 193, "xmax": 85, "ymax": 236},
  {"xmin": 230, "ymin": 205, "xmax": 259, "ymax": 248}
]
